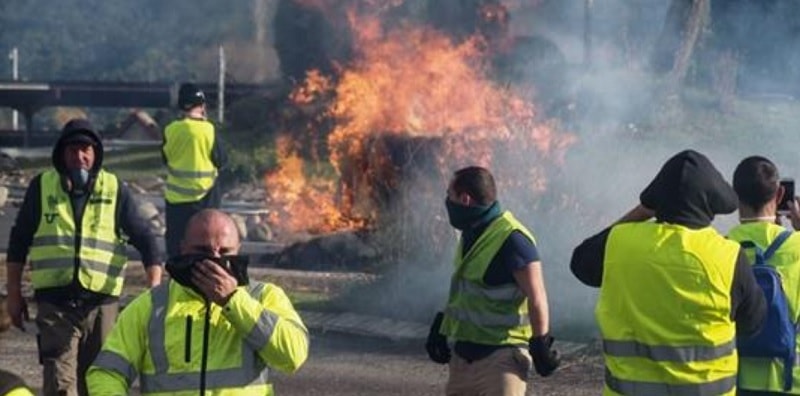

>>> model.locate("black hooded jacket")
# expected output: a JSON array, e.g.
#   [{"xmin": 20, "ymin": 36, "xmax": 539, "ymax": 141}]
[
  {"xmin": 7, "ymin": 122, "xmax": 163, "ymax": 302},
  {"xmin": 570, "ymin": 150, "xmax": 766, "ymax": 336}
]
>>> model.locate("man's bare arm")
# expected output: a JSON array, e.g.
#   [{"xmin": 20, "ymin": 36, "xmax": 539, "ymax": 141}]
[{"xmin": 512, "ymin": 261, "xmax": 549, "ymax": 336}]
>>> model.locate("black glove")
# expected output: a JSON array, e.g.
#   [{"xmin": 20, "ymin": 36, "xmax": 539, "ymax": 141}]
[
  {"xmin": 529, "ymin": 333, "xmax": 560, "ymax": 377},
  {"xmin": 425, "ymin": 312, "xmax": 451, "ymax": 364}
]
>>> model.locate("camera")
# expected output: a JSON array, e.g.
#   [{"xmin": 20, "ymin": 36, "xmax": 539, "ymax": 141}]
[{"xmin": 778, "ymin": 178, "xmax": 795, "ymax": 213}]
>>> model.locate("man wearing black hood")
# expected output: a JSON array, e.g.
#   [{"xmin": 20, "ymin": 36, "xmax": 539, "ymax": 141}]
[
  {"xmin": 571, "ymin": 149, "xmax": 767, "ymax": 395},
  {"xmin": 5, "ymin": 118, "xmax": 163, "ymax": 396}
]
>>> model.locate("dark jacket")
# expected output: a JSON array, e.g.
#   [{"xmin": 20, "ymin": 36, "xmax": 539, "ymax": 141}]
[
  {"xmin": 570, "ymin": 150, "xmax": 766, "ymax": 336},
  {"xmin": 7, "ymin": 124, "xmax": 162, "ymax": 303}
]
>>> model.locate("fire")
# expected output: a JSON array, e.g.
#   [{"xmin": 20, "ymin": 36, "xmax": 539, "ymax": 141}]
[
  {"xmin": 265, "ymin": 1, "xmax": 576, "ymax": 235},
  {"xmin": 264, "ymin": 135, "xmax": 367, "ymax": 235}
]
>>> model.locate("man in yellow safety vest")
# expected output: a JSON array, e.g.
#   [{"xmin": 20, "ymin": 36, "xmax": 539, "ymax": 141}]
[
  {"xmin": 88, "ymin": 209, "xmax": 309, "ymax": 395},
  {"xmin": 5, "ymin": 118, "xmax": 163, "ymax": 396},
  {"xmin": 571, "ymin": 149, "xmax": 767, "ymax": 395},
  {"xmin": 162, "ymin": 82, "xmax": 227, "ymax": 258}
]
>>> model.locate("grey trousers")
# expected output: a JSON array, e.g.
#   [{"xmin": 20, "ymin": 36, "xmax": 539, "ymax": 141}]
[{"xmin": 35, "ymin": 301, "xmax": 118, "ymax": 396}]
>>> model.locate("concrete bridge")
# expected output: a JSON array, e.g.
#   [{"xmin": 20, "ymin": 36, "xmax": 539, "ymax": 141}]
[{"xmin": 0, "ymin": 80, "xmax": 286, "ymax": 146}]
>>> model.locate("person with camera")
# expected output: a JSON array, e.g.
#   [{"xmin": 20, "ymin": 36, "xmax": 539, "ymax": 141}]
[
  {"xmin": 728, "ymin": 156, "xmax": 800, "ymax": 396},
  {"xmin": 425, "ymin": 166, "xmax": 560, "ymax": 396},
  {"xmin": 87, "ymin": 209, "xmax": 309, "ymax": 395},
  {"xmin": 162, "ymin": 82, "xmax": 227, "ymax": 259},
  {"xmin": 570, "ymin": 149, "xmax": 767, "ymax": 395},
  {"xmin": 5, "ymin": 118, "xmax": 163, "ymax": 396}
]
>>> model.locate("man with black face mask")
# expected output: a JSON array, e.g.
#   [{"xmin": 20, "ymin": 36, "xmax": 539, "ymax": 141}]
[
  {"xmin": 88, "ymin": 209, "xmax": 309, "ymax": 395},
  {"xmin": 426, "ymin": 166, "xmax": 560, "ymax": 396},
  {"xmin": 5, "ymin": 118, "xmax": 163, "ymax": 396}
]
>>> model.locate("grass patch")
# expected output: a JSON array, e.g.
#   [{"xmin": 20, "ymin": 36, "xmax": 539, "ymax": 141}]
[{"xmin": 290, "ymin": 291, "xmax": 338, "ymax": 312}]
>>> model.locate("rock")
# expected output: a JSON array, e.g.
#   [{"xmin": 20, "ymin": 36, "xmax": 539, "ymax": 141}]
[
  {"xmin": 131, "ymin": 176, "xmax": 165, "ymax": 192},
  {"xmin": 275, "ymin": 231, "xmax": 380, "ymax": 272},
  {"xmin": 127, "ymin": 182, "xmax": 147, "ymax": 195},
  {"xmin": 0, "ymin": 186, "xmax": 7, "ymax": 208},
  {"xmin": 248, "ymin": 223, "xmax": 274, "ymax": 242},
  {"xmin": 0, "ymin": 152, "xmax": 17, "ymax": 172}
]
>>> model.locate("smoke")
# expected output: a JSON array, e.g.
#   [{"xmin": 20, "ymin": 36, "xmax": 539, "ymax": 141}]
[{"xmin": 331, "ymin": 0, "xmax": 800, "ymax": 342}]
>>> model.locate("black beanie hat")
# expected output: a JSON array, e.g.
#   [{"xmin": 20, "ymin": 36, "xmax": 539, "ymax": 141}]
[{"xmin": 178, "ymin": 83, "xmax": 205, "ymax": 110}]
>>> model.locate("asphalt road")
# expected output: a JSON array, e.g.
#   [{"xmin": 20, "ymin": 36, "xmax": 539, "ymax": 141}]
[{"xmin": 0, "ymin": 326, "xmax": 603, "ymax": 396}]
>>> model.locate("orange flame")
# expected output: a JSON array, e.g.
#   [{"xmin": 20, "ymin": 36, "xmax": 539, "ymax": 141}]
[{"xmin": 265, "ymin": 1, "xmax": 575, "ymax": 235}]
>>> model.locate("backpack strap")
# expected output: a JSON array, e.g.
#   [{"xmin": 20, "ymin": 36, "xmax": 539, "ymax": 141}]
[
  {"xmin": 739, "ymin": 241, "xmax": 765, "ymax": 265},
  {"xmin": 764, "ymin": 230, "xmax": 794, "ymax": 261}
]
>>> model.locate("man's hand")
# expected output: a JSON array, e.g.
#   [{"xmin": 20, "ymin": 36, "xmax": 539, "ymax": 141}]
[
  {"xmin": 191, "ymin": 259, "xmax": 238, "ymax": 306},
  {"xmin": 787, "ymin": 199, "xmax": 800, "ymax": 231},
  {"xmin": 146, "ymin": 264, "xmax": 163, "ymax": 288},
  {"xmin": 6, "ymin": 291, "xmax": 28, "ymax": 331},
  {"xmin": 425, "ymin": 312, "xmax": 451, "ymax": 364},
  {"xmin": 529, "ymin": 334, "xmax": 560, "ymax": 377}
]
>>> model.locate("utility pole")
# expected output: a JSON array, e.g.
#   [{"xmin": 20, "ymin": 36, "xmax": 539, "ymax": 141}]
[
  {"xmin": 583, "ymin": 0, "xmax": 593, "ymax": 70},
  {"xmin": 218, "ymin": 45, "xmax": 226, "ymax": 123},
  {"xmin": 9, "ymin": 47, "xmax": 18, "ymax": 130}
]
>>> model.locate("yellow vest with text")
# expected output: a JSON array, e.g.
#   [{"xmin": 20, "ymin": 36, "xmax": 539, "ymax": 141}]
[
  {"xmin": 728, "ymin": 222, "xmax": 800, "ymax": 394},
  {"xmin": 598, "ymin": 222, "xmax": 739, "ymax": 396},
  {"xmin": 440, "ymin": 211, "xmax": 535, "ymax": 346},
  {"xmin": 163, "ymin": 118, "xmax": 217, "ymax": 204},
  {"xmin": 28, "ymin": 170, "xmax": 128, "ymax": 296}
]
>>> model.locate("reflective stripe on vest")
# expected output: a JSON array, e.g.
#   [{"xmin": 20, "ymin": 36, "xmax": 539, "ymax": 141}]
[
  {"xmin": 28, "ymin": 170, "xmax": 127, "ymax": 295},
  {"xmin": 441, "ymin": 211, "xmax": 536, "ymax": 346},
  {"xmin": 141, "ymin": 283, "xmax": 273, "ymax": 393},
  {"xmin": 163, "ymin": 119, "xmax": 217, "ymax": 203},
  {"xmin": 605, "ymin": 368, "xmax": 736, "ymax": 396},
  {"xmin": 599, "ymin": 222, "xmax": 739, "ymax": 395},
  {"xmin": 604, "ymin": 339, "xmax": 735, "ymax": 362},
  {"xmin": 728, "ymin": 222, "xmax": 800, "ymax": 393},
  {"xmin": 167, "ymin": 165, "xmax": 217, "ymax": 179},
  {"xmin": 93, "ymin": 350, "xmax": 139, "ymax": 386}
]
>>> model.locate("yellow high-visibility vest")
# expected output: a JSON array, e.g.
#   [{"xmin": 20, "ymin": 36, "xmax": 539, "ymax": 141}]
[
  {"xmin": 440, "ymin": 211, "xmax": 535, "ymax": 346},
  {"xmin": 90, "ymin": 281, "xmax": 309, "ymax": 395},
  {"xmin": 28, "ymin": 169, "xmax": 128, "ymax": 296},
  {"xmin": 163, "ymin": 118, "xmax": 217, "ymax": 204},
  {"xmin": 729, "ymin": 222, "xmax": 800, "ymax": 394},
  {"xmin": 598, "ymin": 222, "xmax": 739, "ymax": 396}
]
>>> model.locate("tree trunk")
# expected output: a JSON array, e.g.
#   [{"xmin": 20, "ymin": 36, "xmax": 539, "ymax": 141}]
[{"xmin": 668, "ymin": 0, "xmax": 710, "ymax": 91}]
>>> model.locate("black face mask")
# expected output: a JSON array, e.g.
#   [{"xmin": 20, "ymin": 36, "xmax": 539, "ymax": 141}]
[
  {"xmin": 166, "ymin": 254, "xmax": 250, "ymax": 296},
  {"xmin": 445, "ymin": 199, "xmax": 501, "ymax": 230}
]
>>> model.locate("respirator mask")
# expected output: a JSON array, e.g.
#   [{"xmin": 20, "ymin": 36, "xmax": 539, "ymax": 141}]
[{"xmin": 68, "ymin": 168, "xmax": 91, "ymax": 196}]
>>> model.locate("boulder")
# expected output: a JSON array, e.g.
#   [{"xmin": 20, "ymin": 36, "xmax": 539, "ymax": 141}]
[{"xmin": 275, "ymin": 231, "xmax": 380, "ymax": 272}]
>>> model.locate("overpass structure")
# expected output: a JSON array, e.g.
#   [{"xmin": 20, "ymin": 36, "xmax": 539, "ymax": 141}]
[{"xmin": 0, "ymin": 80, "xmax": 286, "ymax": 146}]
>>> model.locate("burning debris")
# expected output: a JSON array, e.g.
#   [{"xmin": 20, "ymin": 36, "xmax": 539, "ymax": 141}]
[{"xmin": 264, "ymin": 0, "xmax": 576, "ymax": 260}]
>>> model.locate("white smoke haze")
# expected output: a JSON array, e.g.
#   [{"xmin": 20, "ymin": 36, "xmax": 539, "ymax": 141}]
[
  {"xmin": 335, "ymin": 0, "xmax": 800, "ymax": 341},
  {"xmin": 4, "ymin": 0, "xmax": 800, "ymax": 341}
]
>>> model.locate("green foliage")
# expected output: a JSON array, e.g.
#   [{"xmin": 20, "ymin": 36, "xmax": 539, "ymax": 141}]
[
  {"xmin": 220, "ymin": 144, "xmax": 277, "ymax": 187},
  {"xmin": 0, "ymin": 0, "xmax": 254, "ymax": 81}
]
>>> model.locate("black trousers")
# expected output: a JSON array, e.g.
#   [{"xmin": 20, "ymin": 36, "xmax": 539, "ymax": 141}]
[{"xmin": 165, "ymin": 187, "xmax": 221, "ymax": 258}]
